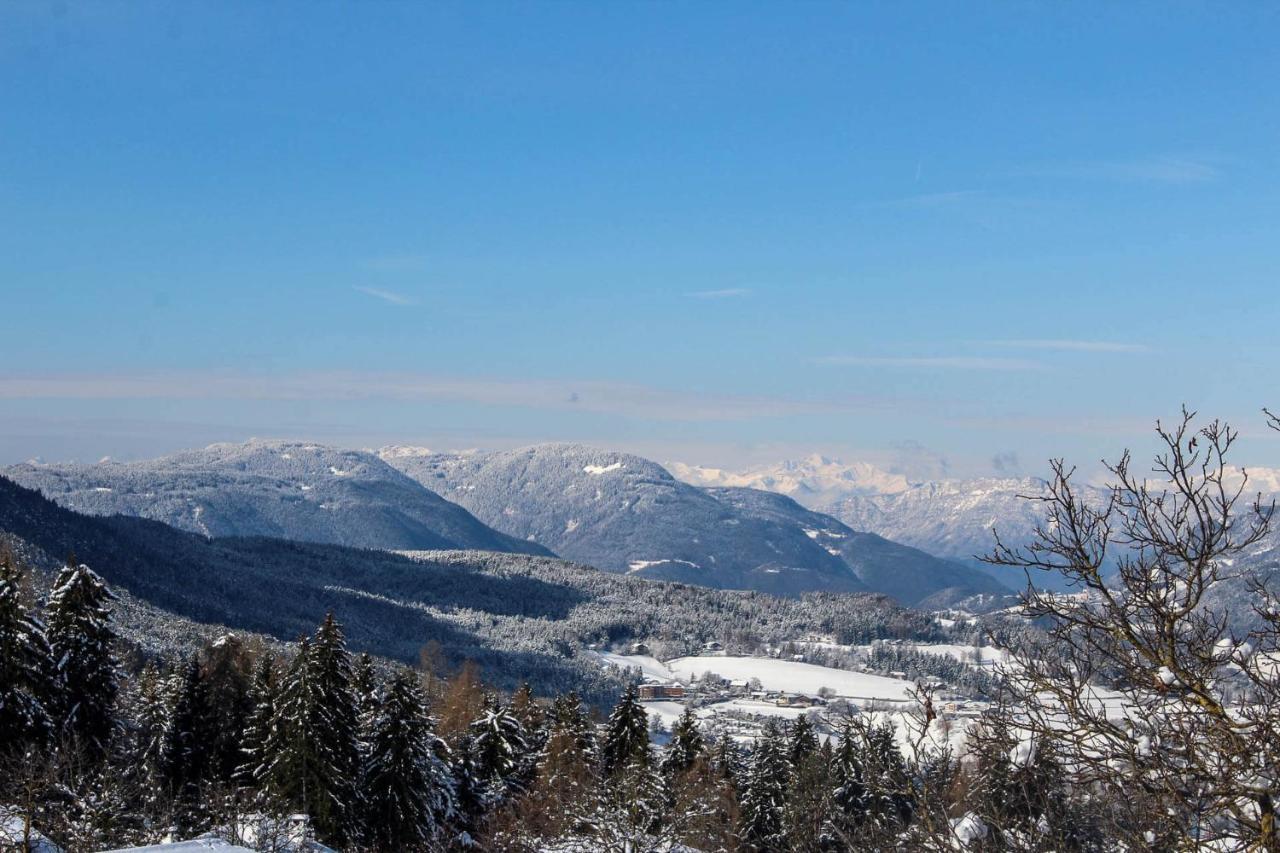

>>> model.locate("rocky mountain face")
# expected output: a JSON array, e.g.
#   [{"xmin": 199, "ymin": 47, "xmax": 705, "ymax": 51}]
[
  {"xmin": 4, "ymin": 440, "xmax": 550, "ymax": 556},
  {"xmin": 380, "ymin": 443, "xmax": 1007, "ymax": 605}
]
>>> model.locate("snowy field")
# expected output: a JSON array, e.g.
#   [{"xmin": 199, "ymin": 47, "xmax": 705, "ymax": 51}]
[
  {"xmin": 666, "ymin": 655, "xmax": 918, "ymax": 702},
  {"xmin": 589, "ymin": 651, "xmax": 679, "ymax": 683},
  {"xmin": 592, "ymin": 652, "xmax": 919, "ymax": 703}
]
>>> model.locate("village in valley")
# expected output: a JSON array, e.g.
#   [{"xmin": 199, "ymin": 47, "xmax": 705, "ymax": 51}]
[{"xmin": 590, "ymin": 633, "xmax": 997, "ymax": 752}]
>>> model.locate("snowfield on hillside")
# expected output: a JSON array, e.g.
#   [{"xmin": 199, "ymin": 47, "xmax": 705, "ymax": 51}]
[{"xmin": 667, "ymin": 655, "xmax": 918, "ymax": 701}]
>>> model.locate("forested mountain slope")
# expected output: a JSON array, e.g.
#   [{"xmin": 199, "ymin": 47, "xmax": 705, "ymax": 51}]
[
  {"xmin": 381, "ymin": 443, "xmax": 1006, "ymax": 605},
  {"xmin": 5, "ymin": 440, "xmax": 549, "ymax": 556},
  {"xmin": 707, "ymin": 486, "xmax": 1009, "ymax": 608},
  {"xmin": 0, "ymin": 475, "xmax": 939, "ymax": 703}
]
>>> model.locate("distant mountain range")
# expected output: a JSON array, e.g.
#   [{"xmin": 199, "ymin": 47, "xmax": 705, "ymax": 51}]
[
  {"xmin": 379, "ymin": 443, "xmax": 1007, "ymax": 607},
  {"xmin": 669, "ymin": 454, "xmax": 912, "ymax": 505},
  {"xmin": 5, "ymin": 440, "xmax": 550, "ymax": 557},
  {"xmin": 0, "ymin": 474, "xmax": 940, "ymax": 703},
  {"xmin": 5, "ymin": 440, "xmax": 1009, "ymax": 606},
  {"xmin": 671, "ymin": 454, "xmax": 1280, "ymax": 592}
]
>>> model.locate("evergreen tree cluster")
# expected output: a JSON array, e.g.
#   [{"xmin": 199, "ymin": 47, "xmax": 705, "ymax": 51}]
[
  {"xmin": 865, "ymin": 643, "xmax": 1000, "ymax": 699},
  {"xmin": 0, "ymin": 554, "xmax": 1118, "ymax": 852}
]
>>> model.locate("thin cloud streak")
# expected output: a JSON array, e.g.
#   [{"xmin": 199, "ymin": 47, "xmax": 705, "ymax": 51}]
[
  {"xmin": 354, "ymin": 286, "xmax": 415, "ymax": 306},
  {"xmin": 0, "ymin": 371, "xmax": 887, "ymax": 423},
  {"xmin": 877, "ymin": 190, "xmax": 986, "ymax": 209},
  {"xmin": 687, "ymin": 288, "xmax": 750, "ymax": 299},
  {"xmin": 815, "ymin": 356, "xmax": 1041, "ymax": 371},
  {"xmin": 982, "ymin": 339, "xmax": 1149, "ymax": 353}
]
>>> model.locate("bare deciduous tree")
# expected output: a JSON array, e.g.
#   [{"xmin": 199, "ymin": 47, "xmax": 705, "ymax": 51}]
[{"xmin": 983, "ymin": 408, "xmax": 1280, "ymax": 851}]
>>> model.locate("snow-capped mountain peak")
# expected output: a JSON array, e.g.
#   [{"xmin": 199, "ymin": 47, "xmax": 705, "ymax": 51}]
[{"xmin": 668, "ymin": 455, "xmax": 912, "ymax": 506}]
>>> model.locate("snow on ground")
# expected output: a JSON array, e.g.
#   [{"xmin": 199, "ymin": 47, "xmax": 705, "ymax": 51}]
[
  {"xmin": 583, "ymin": 462, "xmax": 624, "ymax": 475},
  {"xmin": 589, "ymin": 651, "xmax": 679, "ymax": 684},
  {"xmin": 901, "ymin": 643, "xmax": 1009, "ymax": 668},
  {"xmin": 627, "ymin": 558, "xmax": 700, "ymax": 573},
  {"xmin": 667, "ymin": 656, "xmax": 917, "ymax": 702},
  {"xmin": 643, "ymin": 700, "xmax": 691, "ymax": 731},
  {"xmin": 100, "ymin": 835, "xmax": 254, "ymax": 852},
  {"xmin": 700, "ymin": 698, "xmax": 822, "ymax": 721},
  {"xmin": 1, "ymin": 808, "xmax": 63, "ymax": 853}
]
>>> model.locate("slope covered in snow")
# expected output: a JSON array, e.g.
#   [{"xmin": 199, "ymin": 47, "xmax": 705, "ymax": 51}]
[
  {"xmin": 670, "ymin": 454, "xmax": 911, "ymax": 505},
  {"xmin": 5, "ymin": 440, "xmax": 548, "ymax": 556},
  {"xmin": 382, "ymin": 443, "xmax": 1006, "ymax": 604}
]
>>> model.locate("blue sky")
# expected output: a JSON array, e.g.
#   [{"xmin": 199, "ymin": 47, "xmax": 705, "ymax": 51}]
[{"xmin": 3, "ymin": 1, "xmax": 1279, "ymax": 476}]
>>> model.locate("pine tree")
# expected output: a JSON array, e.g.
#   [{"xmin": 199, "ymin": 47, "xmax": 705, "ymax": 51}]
[
  {"xmin": 823, "ymin": 721, "xmax": 869, "ymax": 847},
  {"xmin": 309, "ymin": 613, "xmax": 362, "ymax": 843},
  {"xmin": 131, "ymin": 662, "xmax": 171, "ymax": 820},
  {"xmin": 512, "ymin": 691, "xmax": 600, "ymax": 841},
  {"xmin": 784, "ymin": 742, "xmax": 834, "ymax": 852},
  {"xmin": 787, "ymin": 713, "xmax": 819, "ymax": 770},
  {"xmin": 468, "ymin": 696, "xmax": 530, "ymax": 806},
  {"xmin": 259, "ymin": 625, "xmax": 359, "ymax": 846},
  {"xmin": 550, "ymin": 690, "xmax": 597, "ymax": 762},
  {"xmin": 160, "ymin": 655, "xmax": 210, "ymax": 831},
  {"xmin": 450, "ymin": 732, "xmax": 486, "ymax": 843},
  {"xmin": 362, "ymin": 670, "xmax": 457, "ymax": 850},
  {"xmin": 45, "ymin": 562, "xmax": 118, "ymax": 760},
  {"xmin": 863, "ymin": 719, "xmax": 913, "ymax": 833},
  {"xmin": 661, "ymin": 705, "xmax": 705, "ymax": 778},
  {"xmin": 0, "ymin": 553, "xmax": 52, "ymax": 753},
  {"xmin": 236, "ymin": 654, "xmax": 276, "ymax": 788},
  {"xmin": 352, "ymin": 652, "xmax": 380, "ymax": 724},
  {"xmin": 740, "ymin": 720, "xmax": 790, "ymax": 852},
  {"xmin": 602, "ymin": 683, "xmax": 651, "ymax": 776},
  {"xmin": 199, "ymin": 634, "xmax": 254, "ymax": 785},
  {"xmin": 710, "ymin": 731, "xmax": 746, "ymax": 794}
]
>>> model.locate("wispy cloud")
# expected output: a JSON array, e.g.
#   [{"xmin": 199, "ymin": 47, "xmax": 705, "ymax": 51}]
[
  {"xmin": 981, "ymin": 339, "xmax": 1149, "ymax": 353},
  {"xmin": 354, "ymin": 286, "xmax": 415, "ymax": 306},
  {"xmin": 0, "ymin": 371, "xmax": 885, "ymax": 423},
  {"xmin": 815, "ymin": 356, "xmax": 1041, "ymax": 371},
  {"xmin": 878, "ymin": 190, "xmax": 986, "ymax": 209},
  {"xmin": 687, "ymin": 288, "xmax": 750, "ymax": 299},
  {"xmin": 1010, "ymin": 156, "xmax": 1220, "ymax": 185}
]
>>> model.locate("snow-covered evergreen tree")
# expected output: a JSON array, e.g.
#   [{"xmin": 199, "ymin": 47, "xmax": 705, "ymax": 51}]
[
  {"xmin": 823, "ymin": 720, "xmax": 869, "ymax": 846},
  {"xmin": 0, "ymin": 553, "xmax": 52, "ymax": 752},
  {"xmin": 550, "ymin": 690, "xmax": 597, "ymax": 762},
  {"xmin": 787, "ymin": 713, "xmax": 819, "ymax": 769},
  {"xmin": 661, "ymin": 705, "xmax": 705, "ymax": 778},
  {"xmin": 352, "ymin": 651, "xmax": 379, "ymax": 726},
  {"xmin": 741, "ymin": 720, "xmax": 790, "ymax": 851},
  {"xmin": 601, "ymin": 683, "xmax": 650, "ymax": 775},
  {"xmin": 199, "ymin": 633, "xmax": 254, "ymax": 785},
  {"xmin": 863, "ymin": 719, "xmax": 913, "ymax": 834},
  {"xmin": 45, "ymin": 561, "xmax": 118, "ymax": 760},
  {"xmin": 259, "ymin": 626, "xmax": 359, "ymax": 846},
  {"xmin": 308, "ymin": 612, "xmax": 362, "ymax": 843},
  {"xmin": 468, "ymin": 696, "xmax": 530, "ymax": 806},
  {"xmin": 236, "ymin": 653, "xmax": 275, "ymax": 788},
  {"xmin": 159, "ymin": 655, "xmax": 210, "ymax": 828},
  {"xmin": 130, "ymin": 662, "xmax": 171, "ymax": 820},
  {"xmin": 361, "ymin": 669, "xmax": 457, "ymax": 850}
]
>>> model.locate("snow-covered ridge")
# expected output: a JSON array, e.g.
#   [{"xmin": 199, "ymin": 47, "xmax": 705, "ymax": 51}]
[{"xmin": 670, "ymin": 454, "xmax": 911, "ymax": 504}]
